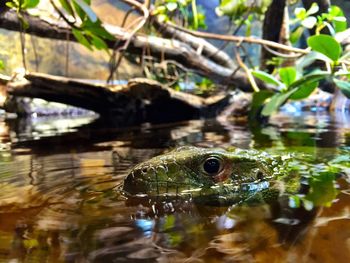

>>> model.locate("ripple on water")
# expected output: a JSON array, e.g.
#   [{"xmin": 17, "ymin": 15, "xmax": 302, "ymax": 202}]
[{"xmin": 0, "ymin": 113, "xmax": 349, "ymax": 262}]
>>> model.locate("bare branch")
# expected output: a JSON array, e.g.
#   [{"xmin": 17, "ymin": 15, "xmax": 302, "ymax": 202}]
[{"xmin": 163, "ymin": 21, "xmax": 308, "ymax": 55}]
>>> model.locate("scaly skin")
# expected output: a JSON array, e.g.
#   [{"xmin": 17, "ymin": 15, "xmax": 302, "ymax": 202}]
[{"xmin": 123, "ymin": 146, "xmax": 300, "ymax": 204}]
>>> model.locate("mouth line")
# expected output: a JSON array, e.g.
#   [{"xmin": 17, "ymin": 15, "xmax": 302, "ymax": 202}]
[{"xmin": 130, "ymin": 180, "xmax": 270, "ymax": 196}]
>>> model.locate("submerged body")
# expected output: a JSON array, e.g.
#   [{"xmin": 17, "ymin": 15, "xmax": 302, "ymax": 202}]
[{"xmin": 123, "ymin": 146, "xmax": 301, "ymax": 204}]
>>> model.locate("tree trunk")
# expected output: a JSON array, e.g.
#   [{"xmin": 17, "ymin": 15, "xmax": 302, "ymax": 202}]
[{"xmin": 260, "ymin": 0, "xmax": 287, "ymax": 72}]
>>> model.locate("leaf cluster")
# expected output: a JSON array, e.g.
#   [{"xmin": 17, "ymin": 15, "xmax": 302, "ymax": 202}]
[
  {"xmin": 58, "ymin": 0, "xmax": 114, "ymax": 51},
  {"xmin": 251, "ymin": 4, "xmax": 350, "ymax": 117},
  {"xmin": 154, "ymin": 0, "xmax": 206, "ymax": 30}
]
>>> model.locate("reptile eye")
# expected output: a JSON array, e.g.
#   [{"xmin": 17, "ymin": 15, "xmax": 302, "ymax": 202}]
[{"xmin": 202, "ymin": 157, "xmax": 223, "ymax": 175}]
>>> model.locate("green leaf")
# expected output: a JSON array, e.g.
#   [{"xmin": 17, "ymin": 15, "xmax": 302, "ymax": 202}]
[
  {"xmin": 59, "ymin": 0, "xmax": 75, "ymax": 17},
  {"xmin": 0, "ymin": 60, "xmax": 4, "ymax": 70},
  {"xmin": 18, "ymin": 15, "xmax": 29, "ymax": 29},
  {"xmin": 333, "ymin": 78, "xmax": 350, "ymax": 98},
  {"xmin": 90, "ymin": 35, "xmax": 108, "ymax": 50},
  {"xmin": 73, "ymin": 0, "xmax": 86, "ymax": 21},
  {"xmin": 289, "ymin": 71, "xmax": 329, "ymax": 89},
  {"xmin": 307, "ymin": 34, "xmax": 342, "ymax": 62},
  {"xmin": 305, "ymin": 172, "xmax": 338, "ymax": 207},
  {"xmin": 6, "ymin": 2, "xmax": 17, "ymax": 8},
  {"xmin": 22, "ymin": 0, "xmax": 40, "ymax": 9},
  {"xmin": 74, "ymin": 0, "xmax": 97, "ymax": 22},
  {"xmin": 249, "ymin": 90, "xmax": 274, "ymax": 120},
  {"xmin": 301, "ymin": 16, "xmax": 317, "ymax": 29},
  {"xmin": 215, "ymin": 0, "xmax": 245, "ymax": 17},
  {"xmin": 279, "ymin": 67, "xmax": 297, "ymax": 87},
  {"xmin": 251, "ymin": 70, "xmax": 284, "ymax": 87},
  {"xmin": 166, "ymin": 2, "xmax": 178, "ymax": 12},
  {"xmin": 333, "ymin": 16, "xmax": 347, "ymax": 33},
  {"xmin": 296, "ymin": 51, "xmax": 332, "ymax": 72},
  {"xmin": 290, "ymin": 27, "xmax": 304, "ymax": 44},
  {"xmin": 295, "ymin": 7, "xmax": 306, "ymax": 20},
  {"xmin": 83, "ymin": 20, "xmax": 114, "ymax": 40},
  {"xmin": 72, "ymin": 28, "xmax": 93, "ymax": 50},
  {"xmin": 289, "ymin": 81, "xmax": 318, "ymax": 100},
  {"xmin": 261, "ymin": 89, "xmax": 296, "ymax": 116},
  {"xmin": 329, "ymin": 5, "xmax": 347, "ymax": 33},
  {"xmin": 306, "ymin": 2, "xmax": 319, "ymax": 16}
]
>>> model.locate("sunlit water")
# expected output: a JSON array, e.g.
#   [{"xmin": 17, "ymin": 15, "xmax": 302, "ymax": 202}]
[{"xmin": 0, "ymin": 111, "xmax": 349, "ymax": 263}]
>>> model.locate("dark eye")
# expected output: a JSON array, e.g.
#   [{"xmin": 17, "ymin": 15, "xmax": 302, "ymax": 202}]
[{"xmin": 202, "ymin": 157, "xmax": 223, "ymax": 175}]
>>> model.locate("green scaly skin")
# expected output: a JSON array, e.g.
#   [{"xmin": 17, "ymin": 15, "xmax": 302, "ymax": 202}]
[{"xmin": 123, "ymin": 146, "xmax": 302, "ymax": 205}]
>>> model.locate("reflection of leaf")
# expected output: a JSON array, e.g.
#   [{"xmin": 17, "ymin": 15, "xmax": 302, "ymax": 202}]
[
  {"xmin": 24, "ymin": 239, "xmax": 39, "ymax": 249},
  {"xmin": 285, "ymin": 132, "xmax": 315, "ymax": 147},
  {"xmin": 305, "ymin": 172, "xmax": 338, "ymax": 207},
  {"xmin": 163, "ymin": 215, "xmax": 175, "ymax": 231}
]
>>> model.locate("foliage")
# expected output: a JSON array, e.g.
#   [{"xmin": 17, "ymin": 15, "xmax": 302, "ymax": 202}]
[
  {"xmin": 194, "ymin": 78, "xmax": 216, "ymax": 96},
  {"xmin": 289, "ymin": 164, "xmax": 340, "ymax": 210},
  {"xmin": 2, "ymin": 0, "xmax": 350, "ymax": 121},
  {"xmin": 6, "ymin": 0, "xmax": 40, "ymax": 28},
  {"xmin": 154, "ymin": 0, "xmax": 206, "ymax": 30},
  {"xmin": 0, "ymin": 60, "xmax": 4, "ymax": 71},
  {"xmin": 250, "ymin": 4, "xmax": 350, "ymax": 117},
  {"xmin": 290, "ymin": 3, "xmax": 347, "ymax": 43},
  {"xmin": 54, "ymin": 0, "xmax": 115, "ymax": 51},
  {"xmin": 6, "ymin": 0, "xmax": 40, "ymax": 10},
  {"xmin": 216, "ymin": 0, "xmax": 271, "ymax": 19},
  {"xmin": 216, "ymin": 0, "xmax": 271, "ymax": 36},
  {"xmin": 6, "ymin": 0, "xmax": 114, "ymax": 51}
]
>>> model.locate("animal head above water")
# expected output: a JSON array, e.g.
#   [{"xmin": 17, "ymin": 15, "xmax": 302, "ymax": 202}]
[{"xmin": 122, "ymin": 146, "xmax": 283, "ymax": 204}]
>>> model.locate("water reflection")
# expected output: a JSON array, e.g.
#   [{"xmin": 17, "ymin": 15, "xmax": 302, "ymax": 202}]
[{"xmin": 0, "ymin": 111, "xmax": 349, "ymax": 262}]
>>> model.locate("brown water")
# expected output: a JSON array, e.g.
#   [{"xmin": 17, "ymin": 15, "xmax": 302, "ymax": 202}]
[{"xmin": 0, "ymin": 111, "xmax": 349, "ymax": 263}]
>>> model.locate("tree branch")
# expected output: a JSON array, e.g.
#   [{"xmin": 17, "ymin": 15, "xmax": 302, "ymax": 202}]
[{"xmin": 0, "ymin": 9, "xmax": 265, "ymax": 91}]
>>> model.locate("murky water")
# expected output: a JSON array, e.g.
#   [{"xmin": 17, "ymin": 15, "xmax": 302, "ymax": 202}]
[{"xmin": 0, "ymin": 111, "xmax": 349, "ymax": 263}]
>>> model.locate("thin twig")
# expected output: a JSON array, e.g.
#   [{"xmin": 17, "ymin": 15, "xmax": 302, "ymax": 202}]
[
  {"xmin": 262, "ymin": 44, "xmax": 304, "ymax": 59},
  {"xmin": 19, "ymin": 23, "xmax": 27, "ymax": 70},
  {"xmin": 30, "ymin": 35, "xmax": 39, "ymax": 71},
  {"xmin": 235, "ymin": 46, "xmax": 259, "ymax": 92},
  {"xmin": 65, "ymin": 31, "xmax": 70, "ymax": 76},
  {"xmin": 108, "ymin": 0, "xmax": 150, "ymax": 83},
  {"xmin": 165, "ymin": 21, "xmax": 308, "ymax": 55}
]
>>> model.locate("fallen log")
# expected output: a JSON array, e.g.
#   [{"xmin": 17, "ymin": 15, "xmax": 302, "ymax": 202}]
[{"xmin": 5, "ymin": 72, "xmax": 235, "ymax": 123}]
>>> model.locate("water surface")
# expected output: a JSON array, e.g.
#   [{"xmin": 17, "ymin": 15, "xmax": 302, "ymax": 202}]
[{"xmin": 0, "ymin": 111, "xmax": 349, "ymax": 262}]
